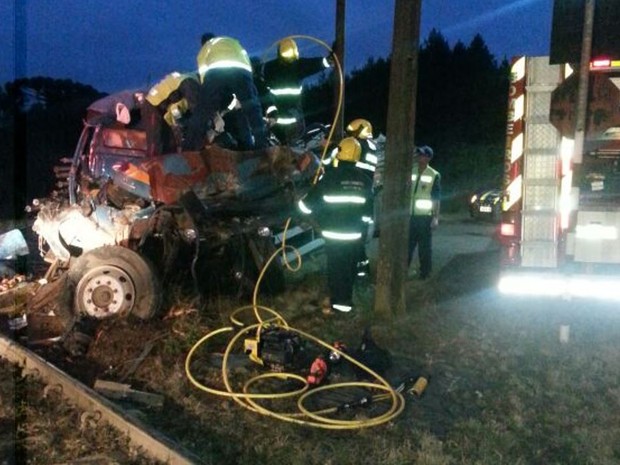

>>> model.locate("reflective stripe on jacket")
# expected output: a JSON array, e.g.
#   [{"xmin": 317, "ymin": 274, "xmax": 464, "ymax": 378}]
[
  {"xmin": 297, "ymin": 163, "xmax": 373, "ymax": 241},
  {"xmin": 410, "ymin": 165, "xmax": 440, "ymax": 216}
]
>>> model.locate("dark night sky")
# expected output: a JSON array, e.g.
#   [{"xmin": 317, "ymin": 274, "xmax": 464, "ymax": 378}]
[{"xmin": 1, "ymin": 0, "xmax": 552, "ymax": 93}]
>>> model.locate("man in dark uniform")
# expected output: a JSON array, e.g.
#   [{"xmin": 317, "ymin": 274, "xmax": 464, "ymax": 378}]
[
  {"xmin": 297, "ymin": 137, "xmax": 373, "ymax": 313},
  {"xmin": 261, "ymin": 38, "xmax": 331, "ymax": 145}
]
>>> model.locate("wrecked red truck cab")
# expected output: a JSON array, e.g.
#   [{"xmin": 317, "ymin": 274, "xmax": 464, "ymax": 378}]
[{"xmin": 32, "ymin": 120, "xmax": 323, "ymax": 322}]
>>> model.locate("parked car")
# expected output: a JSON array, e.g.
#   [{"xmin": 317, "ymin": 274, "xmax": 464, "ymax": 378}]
[{"xmin": 469, "ymin": 187, "xmax": 502, "ymax": 221}]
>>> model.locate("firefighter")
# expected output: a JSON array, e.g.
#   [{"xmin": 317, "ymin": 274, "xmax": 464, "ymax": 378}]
[
  {"xmin": 408, "ymin": 145, "xmax": 441, "ymax": 280},
  {"xmin": 143, "ymin": 72, "xmax": 200, "ymax": 157},
  {"xmin": 192, "ymin": 35, "xmax": 268, "ymax": 151},
  {"xmin": 261, "ymin": 38, "xmax": 331, "ymax": 145},
  {"xmin": 345, "ymin": 118, "xmax": 379, "ymax": 276},
  {"xmin": 297, "ymin": 137, "xmax": 373, "ymax": 313},
  {"xmin": 346, "ymin": 118, "xmax": 379, "ymax": 176},
  {"xmin": 322, "ymin": 119, "xmax": 378, "ymax": 175}
]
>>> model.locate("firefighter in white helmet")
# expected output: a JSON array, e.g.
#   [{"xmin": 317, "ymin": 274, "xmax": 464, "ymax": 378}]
[
  {"xmin": 261, "ymin": 38, "xmax": 332, "ymax": 145},
  {"xmin": 408, "ymin": 145, "xmax": 441, "ymax": 279},
  {"xmin": 297, "ymin": 137, "xmax": 373, "ymax": 313}
]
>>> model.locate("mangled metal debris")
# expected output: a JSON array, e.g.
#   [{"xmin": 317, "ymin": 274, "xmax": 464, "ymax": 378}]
[{"xmin": 27, "ymin": 116, "xmax": 321, "ymax": 329}]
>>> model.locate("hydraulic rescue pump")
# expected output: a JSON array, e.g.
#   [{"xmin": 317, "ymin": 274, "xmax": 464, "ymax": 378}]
[{"xmin": 244, "ymin": 325, "xmax": 304, "ymax": 372}]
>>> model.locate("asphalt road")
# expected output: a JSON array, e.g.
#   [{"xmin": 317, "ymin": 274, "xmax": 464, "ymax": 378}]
[{"xmin": 366, "ymin": 210, "xmax": 500, "ymax": 280}]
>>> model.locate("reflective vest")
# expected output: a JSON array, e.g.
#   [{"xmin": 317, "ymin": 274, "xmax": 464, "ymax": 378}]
[
  {"xmin": 410, "ymin": 165, "xmax": 440, "ymax": 216},
  {"xmin": 197, "ymin": 36, "xmax": 252, "ymax": 82}
]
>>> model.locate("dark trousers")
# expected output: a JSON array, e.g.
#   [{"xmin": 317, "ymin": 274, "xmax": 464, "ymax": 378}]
[
  {"xmin": 188, "ymin": 69, "xmax": 268, "ymax": 151},
  {"xmin": 408, "ymin": 215, "xmax": 433, "ymax": 277},
  {"xmin": 324, "ymin": 239, "xmax": 359, "ymax": 307}
]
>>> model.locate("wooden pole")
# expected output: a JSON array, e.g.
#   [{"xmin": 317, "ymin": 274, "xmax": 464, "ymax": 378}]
[
  {"xmin": 373, "ymin": 0, "xmax": 422, "ymax": 318},
  {"xmin": 333, "ymin": 0, "xmax": 346, "ymax": 139}
]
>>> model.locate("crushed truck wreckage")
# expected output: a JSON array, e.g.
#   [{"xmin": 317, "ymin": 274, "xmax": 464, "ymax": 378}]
[{"xmin": 28, "ymin": 100, "xmax": 325, "ymax": 329}]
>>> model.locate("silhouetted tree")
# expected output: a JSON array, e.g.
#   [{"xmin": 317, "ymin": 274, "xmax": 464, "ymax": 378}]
[
  {"xmin": 1, "ymin": 78, "xmax": 103, "ymax": 219},
  {"xmin": 305, "ymin": 29, "xmax": 509, "ymax": 203}
]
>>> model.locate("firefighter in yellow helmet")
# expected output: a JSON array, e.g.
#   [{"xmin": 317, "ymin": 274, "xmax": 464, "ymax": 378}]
[
  {"xmin": 143, "ymin": 71, "xmax": 200, "ymax": 157},
  {"xmin": 344, "ymin": 118, "xmax": 380, "ymax": 277},
  {"xmin": 297, "ymin": 137, "xmax": 373, "ymax": 313},
  {"xmin": 189, "ymin": 35, "xmax": 268, "ymax": 151},
  {"xmin": 261, "ymin": 38, "xmax": 332, "ymax": 145}
]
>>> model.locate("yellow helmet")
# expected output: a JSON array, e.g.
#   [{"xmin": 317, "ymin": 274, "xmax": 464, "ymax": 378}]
[
  {"xmin": 278, "ymin": 38, "xmax": 299, "ymax": 63},
  {"xmin": 346, "ymin": 118, "xmax": 373, "ymax": 139},
  {"xmin": 145, "ymin": 72, "xmax": 184, "ymax": 106},
  {"xmin": 336, "ymin": 137, "xmax": 362, "ymax": 163}
]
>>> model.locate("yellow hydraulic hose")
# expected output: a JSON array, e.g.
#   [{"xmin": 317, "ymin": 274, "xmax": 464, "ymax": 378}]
[{"xmin": 184, "ymin": 36, "xmax": 405, "ymax": 430}]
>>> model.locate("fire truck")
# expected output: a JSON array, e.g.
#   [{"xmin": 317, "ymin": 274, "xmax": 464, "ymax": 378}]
[{"xmin": 498, "ymin": 56, "xmax": 620, "ymax": 300}]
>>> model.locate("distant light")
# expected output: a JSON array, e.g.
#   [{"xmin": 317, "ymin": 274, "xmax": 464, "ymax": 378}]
[{"xmin": 591, "ymin": 58, "xmax": 611, "ymax": 68}]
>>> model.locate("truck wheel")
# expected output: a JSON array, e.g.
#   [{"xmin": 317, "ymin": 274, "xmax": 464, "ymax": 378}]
[{"xmin": 68, "ymin": 246, "xmax": 162, "ymax": 320}]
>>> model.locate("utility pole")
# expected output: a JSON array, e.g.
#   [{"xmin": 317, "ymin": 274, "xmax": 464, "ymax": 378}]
[
  {"xmin": 373, "ymin": 0, "xmax": 422, "ymax": 318},
  {"xmin": 333, "ymin": 0, "xmax": 346, "ymax": 139},
  {"xmin": 572, "ymin": 0, "xmax": 595, "ymax": 163}
]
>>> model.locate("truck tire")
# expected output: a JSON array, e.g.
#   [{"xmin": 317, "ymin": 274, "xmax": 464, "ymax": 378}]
[{"xmin": 67, "ymin": 246, "xmax": 162, "ymax": 320}]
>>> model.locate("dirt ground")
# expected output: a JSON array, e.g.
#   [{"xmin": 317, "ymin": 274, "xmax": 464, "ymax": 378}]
[{"xmin": 3, "ymin": 213, "xmax": 619, "ymax": 464}]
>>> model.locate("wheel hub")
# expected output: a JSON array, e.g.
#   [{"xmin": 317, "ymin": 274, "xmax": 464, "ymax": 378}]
[{"xmin": 75, "ymin": 265, "xmax": 136, "ymax": 318}]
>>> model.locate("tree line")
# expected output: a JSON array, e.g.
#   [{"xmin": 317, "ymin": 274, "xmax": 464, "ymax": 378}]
[
  {"xmin": 0, "ymin": 30, "xmax": 510, "ymax": 220},
  {"xmin": 304, "ymin": 29, "xmax": 510, "ymax": 202}
]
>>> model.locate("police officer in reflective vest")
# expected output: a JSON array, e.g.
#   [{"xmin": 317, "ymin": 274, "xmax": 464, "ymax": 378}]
[
  {"xmin": 143, "ymin": 72, "xmax": 200, "ymax": 157},
  {"xmin": 408, "ymin": 145, "xmax": 441, "ymax": 279},
  {"xmin": 262, "ymin": 38, "xmax": 331, "ymax": 145},
  {"xmin": 193, "ymin": 35, "xmax": 268, "ymax": 150},
  {"xmin": 297, "ymin": 137, "xmax": 373, "ymax": 313}
]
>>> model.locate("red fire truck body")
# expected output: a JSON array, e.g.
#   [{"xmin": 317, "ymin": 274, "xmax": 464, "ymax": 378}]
[{"xmin": 498, "ymin": 56, "xmax": 620, "ymax": 300}]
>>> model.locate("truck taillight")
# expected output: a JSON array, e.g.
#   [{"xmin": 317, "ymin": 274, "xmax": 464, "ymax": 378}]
[
  {"xmin": 500, "ymin": 223, "xmax": 515, "ymax": 237},
  {"xmin": 590, "ymin": 58, "xmax": 620, "ymax": 71}
]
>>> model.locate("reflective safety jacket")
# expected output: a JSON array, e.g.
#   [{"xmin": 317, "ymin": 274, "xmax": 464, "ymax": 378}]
[
  {"xmin": 145, "ymin": 72, "xmax": 200, "ymax": 126},
  {"xmin": 298, "ymin": 162, "xmax": 373, "ymax": 241},
  {"xmin": 262, "ymin": 56, "xmax": 330, "ymax": 124},
  {"xmin": 410, "ymin": 164, "xmax": 441, "ymax": 216},
  {"xmin": 197, "ymin": 36, "xmax": 252, "ymax": 83},
  {"xmin": 355, "ymin": 138, "xmax": 378, "ymax": 174}
]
